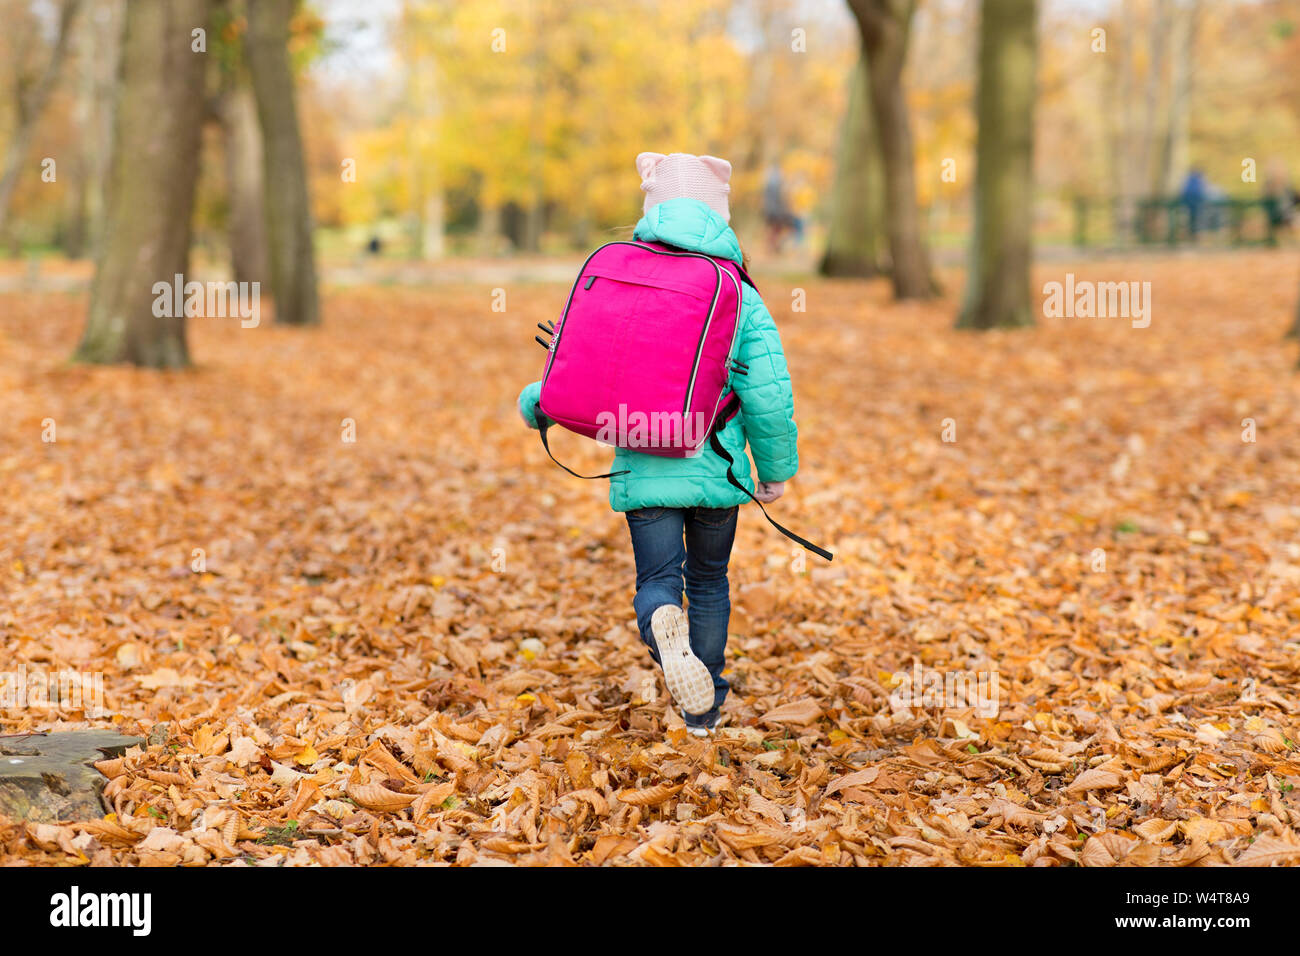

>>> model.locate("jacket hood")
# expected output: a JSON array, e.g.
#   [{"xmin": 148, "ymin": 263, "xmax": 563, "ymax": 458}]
[{"xmin": 632, "ymin": 197, "xmax": 743, "ymax": 265}]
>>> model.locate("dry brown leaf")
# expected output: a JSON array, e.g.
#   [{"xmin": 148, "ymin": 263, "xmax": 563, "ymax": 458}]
[
  {"xmin": 1133, "ymin": 819, "xmax": 1178, "ymax": 843},
  {"xmin": 758, "ymin": 699, "xmax": 822, "ymax": 726},
  {"xmin": 1233, "ymin": 834, "xmax": 1300, "ymax": 866},
  {"xmin": 616, "ymin": 783, "xmax": 682, "ymax": 807},
  {"xmin": 1066, "ymin": 768, "xmax": 1122, "ymax": 793},
  {"xmin": 346, "ymin": 778, "xmax": 418, "ymax": 812},
  {"xmin": 825, "ymin": 766, "xmax": 880, "ymax": 797}
]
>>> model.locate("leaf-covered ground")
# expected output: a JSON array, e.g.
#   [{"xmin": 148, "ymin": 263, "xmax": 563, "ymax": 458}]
[{"xmin": 2, "ymin": 250, "xmax": 1299, "ymax": 866}]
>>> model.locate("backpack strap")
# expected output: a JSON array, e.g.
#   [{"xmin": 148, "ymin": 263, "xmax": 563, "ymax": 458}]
[
  {"xmin": 708, "ymin": 395, "xmax": 833, "ymax": 562},
  {"xmin": 536, "ymin": 404, "xmax": 630, "ymax": 480},
  {"xmin": 734, "ymin": 262, "xmax": 759, "ymax": 293}
]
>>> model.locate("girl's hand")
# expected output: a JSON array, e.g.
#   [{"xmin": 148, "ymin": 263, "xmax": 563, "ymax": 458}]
[
  {"xmin": 518, "ymin": 381, "xmax": 545, "ymax": 428},
  {"xmin": 755, "ymin": 481, "xmax": 784, "ymax": 503}
]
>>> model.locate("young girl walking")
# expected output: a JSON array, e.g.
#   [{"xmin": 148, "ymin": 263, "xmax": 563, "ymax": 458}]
[{"xmin": 516, "ymin": 152, "xmax": 799, "ymax": 736}]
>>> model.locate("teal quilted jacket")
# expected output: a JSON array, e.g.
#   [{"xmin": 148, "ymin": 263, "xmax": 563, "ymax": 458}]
[{"xmin": 517, "ymin": 197, "xmax": 799, "ymax": 512}]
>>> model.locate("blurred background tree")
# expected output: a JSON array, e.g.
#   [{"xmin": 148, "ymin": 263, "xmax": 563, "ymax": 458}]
[
  {"xmin": 72, "ymin": 0, "xmax": 211, "ymax": 367},
  {"xmin": 819, "ymin": 55, "xmax": 886, "ymax": 277},
  {"xmin": 846, "ymin": 0, "xmax": 938, "ymax": 298},
  {"xmin": 0, "ymin": 0, "xmax": 1296, "ymax": 363},
  {"xmin": 957, "ymin": 0, "xmax": 1037, "ymax": 330},
  {"xmin": 212, "ymin": 0, "xmax": 270, "ymax": 289},
  {"xmin": 0, "ymin": 0, "xmax": 81, "ymax": 247},
  {"xmin": 246, "ymin": 0, "xmax": 320, "ymax": 325}
]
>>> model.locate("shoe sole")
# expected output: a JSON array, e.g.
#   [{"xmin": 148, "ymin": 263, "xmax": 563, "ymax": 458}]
[{"xmin": 651, "ymin": 604, "xmax": 715, "ymax": 716}]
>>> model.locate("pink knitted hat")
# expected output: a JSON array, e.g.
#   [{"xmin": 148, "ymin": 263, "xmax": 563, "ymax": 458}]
[{"xmin": 636, "ymin": 152, "xmax": 732, "ymax": 222}]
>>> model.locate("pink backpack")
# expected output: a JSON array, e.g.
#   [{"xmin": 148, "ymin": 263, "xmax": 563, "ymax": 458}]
[
  {"xmin": 535, "ymin": 240, "xmax": 748, "ymax": 461},
  {"xmin": 531, "ymin": 240, "xmax": 832, "ymax": 561}
]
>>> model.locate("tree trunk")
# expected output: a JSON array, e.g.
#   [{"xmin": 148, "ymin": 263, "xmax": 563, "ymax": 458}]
[
  {"xmin": 62, "ymin": 176, "xmax": 89, "ymax": 259},
  {"xmin": 219, "ymin": 79, "xmax": 269, "ymax": 286},
  {"xmin": 1159, "ymin": 0, "xmax": 1199, "ymax": 194},
  {"xmin": 957, "ymin": 0, "xmax": 1038, "ymax": 330},
  {"xmin": 62, "ymin": 8, "xmax": 99, "ymax": 260},
  {"xmin": 73, "ymin": 0, "xmax": 209, "ymax": 367},
  {"xmin": 0, "ymin": 0, "xmax": 82, "ymax": 240},
  {"xmin": 1139, "ymin": 0, "xmax": 1171, "ymax": 195},
  {"xmin": 477, "ymin": 201, "xmax": 502, "ymax": 255},
  {"xmin": 746, "ymin": 0, "xmax": 781, "ymax": 174},
  {"xmin": 246, "ymin": 0, "xmax": 319, "ymax": 325},
  {"xmin": 82, "ymin": 1, "xmax": 125, "ymax": 261},
  {"xmin": 820, "ymin": 54, "xmax": 887, "ymax": 277},
  {"xmin": 520, "ymin": 0, "xmax": 545, "ymax": 254},
  {"xmin": 419, "ymin": 190, "xmax": 446, "ymax": 260},
  {"xmin": 522, "ymin": 199, "xmax": 544, "ymax": 254},
  {"xmin": 1104, "ymin": 4, "xmax": 1131, "ymax": 236},
  {"xmin": 847, "ymin": 0, "xmax": 936, "ymax": 299},
  {"xmin": 407, "ymin": 47, "xmax": 444, "ymax": 261}
]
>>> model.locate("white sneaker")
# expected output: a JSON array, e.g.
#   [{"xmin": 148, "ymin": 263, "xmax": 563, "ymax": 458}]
[
  {"xmin": 650, "ymin": 604, "xmax": 714, "ymax": 716},
  {"xmin": 684, "ymin": 711, "xmax": 720, "ymax": 737}
]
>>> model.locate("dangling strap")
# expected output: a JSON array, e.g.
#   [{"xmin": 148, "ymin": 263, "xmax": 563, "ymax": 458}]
[
  {"xmin": 535, "ymin": 404, "xmax": 630, "ymax": 480},
  {"xmin": 709, "ymin": 395, "xmax": 833, "ymax": 562}
]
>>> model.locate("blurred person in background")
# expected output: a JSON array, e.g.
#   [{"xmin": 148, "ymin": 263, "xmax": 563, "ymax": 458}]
[
  {"xmin": 1180, "ymin": 167, "xmax": 1209, "ymax": 237},
  {"xmin": 1264, "ymin": 162, "xmax": 1298, "ymax": 235},
  {"xmin": 762, "ymin": 163, "xmax": 802, "ymax": 253}
]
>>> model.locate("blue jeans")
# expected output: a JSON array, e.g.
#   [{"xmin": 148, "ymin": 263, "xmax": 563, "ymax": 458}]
[{"xmin": 625, "ymin": 505, "xmax": 738, "ymax": 727}]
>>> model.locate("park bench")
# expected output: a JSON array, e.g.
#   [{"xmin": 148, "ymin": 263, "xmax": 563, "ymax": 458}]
[{"xmin": 1072, "ymin": 195, "xmax": 1287, "ymax": 248}]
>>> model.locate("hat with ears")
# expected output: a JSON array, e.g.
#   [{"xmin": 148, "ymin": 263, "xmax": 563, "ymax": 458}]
[{"xmin": 636, "ymin": 152, "xmax": 732, "ymax": 222}]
